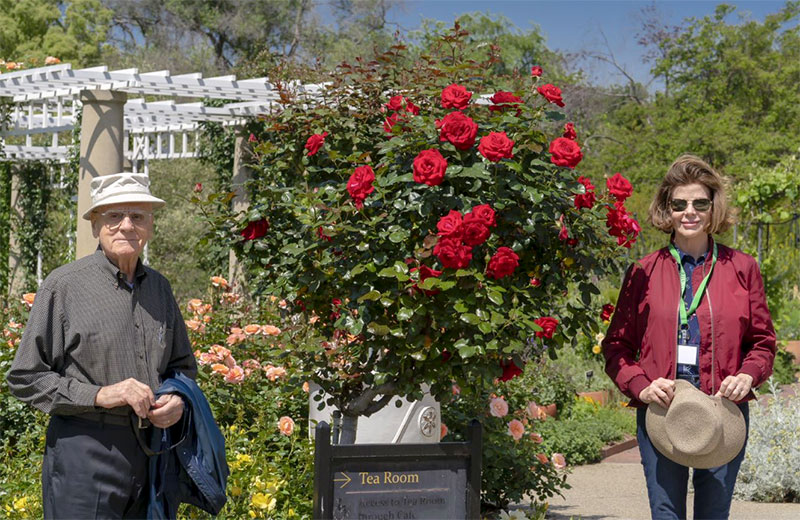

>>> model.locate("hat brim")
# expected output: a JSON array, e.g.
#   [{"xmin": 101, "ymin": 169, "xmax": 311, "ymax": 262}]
[
  {"xmin": 82, "ymin": 194, "xmax": 166, "ymax": 220},
  {"xmin": 646, "ymin": 380, "xmax": 746, "ymax": 469}
]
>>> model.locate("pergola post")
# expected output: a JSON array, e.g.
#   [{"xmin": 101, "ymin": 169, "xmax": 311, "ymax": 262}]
[
  {"xmin": 228, "ymin": 131, "xmax": 252, "ymax": 291},
  {"xmin": 76, "ymin": 90, "xmax": 127, "ymax": 259},
  {"xmin": 7, "ymin": 167, "xmax": 24, "ymax": 296}
]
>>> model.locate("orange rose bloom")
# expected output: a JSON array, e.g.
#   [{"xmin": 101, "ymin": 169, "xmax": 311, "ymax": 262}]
[{"xmin": 278, "ymin": 416, "xmax": 295, "ymax": 436}]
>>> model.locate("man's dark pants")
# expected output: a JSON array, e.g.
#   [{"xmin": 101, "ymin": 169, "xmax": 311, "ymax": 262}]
[{"xmin": 43, "ymin": 415, "xmax": 149, "ymax": 519}]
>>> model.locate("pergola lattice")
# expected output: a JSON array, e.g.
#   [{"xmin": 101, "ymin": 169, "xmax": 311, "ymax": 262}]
[{"xmin": 0, "ymin": 63, "xmax": 323, "ymax": 168}]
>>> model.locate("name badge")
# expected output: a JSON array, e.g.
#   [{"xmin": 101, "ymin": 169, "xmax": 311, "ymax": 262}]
[{"xmin": 677, "ymin": 344, "xmax": 699, "ymax": 366}]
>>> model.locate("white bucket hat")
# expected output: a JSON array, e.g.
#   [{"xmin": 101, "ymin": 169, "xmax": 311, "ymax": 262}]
[
  {"xmin": 82, "ymin": 172, "xmax": 165, "ymax": 220},
  {"xmin": 646, "ymin": 379, "xmax": 746, "ymax": 469}
]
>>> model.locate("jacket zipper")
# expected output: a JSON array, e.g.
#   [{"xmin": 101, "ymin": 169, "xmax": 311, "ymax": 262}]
[{"xmin": 707, "ymin": 279, "xmax": 716, "ymax": 395}]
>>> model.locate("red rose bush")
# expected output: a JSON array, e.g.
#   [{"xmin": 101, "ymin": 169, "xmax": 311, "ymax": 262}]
[{"xmin": 206, "ymin": 26, "xmax": 637, "ymax": 439}]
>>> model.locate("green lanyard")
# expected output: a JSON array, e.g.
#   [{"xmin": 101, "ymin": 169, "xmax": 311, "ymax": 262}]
[{"xmin": 668, "ymin": 241, "xmax": 717, "ymax": 331}]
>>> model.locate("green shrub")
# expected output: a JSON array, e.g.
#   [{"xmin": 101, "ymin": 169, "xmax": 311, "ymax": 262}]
[
  {"xmin": 536, "ymin": 398, "xmax": 635, "ymax": 466},
  {"xmin": 734, "ymin": 378, "xmax": 800, "ymax": 503}
]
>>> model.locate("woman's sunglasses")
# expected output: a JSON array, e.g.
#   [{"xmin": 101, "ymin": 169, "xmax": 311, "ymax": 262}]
[{"xmin": 669, "ymin": 198, "xmax": 712, "ymax": 212}]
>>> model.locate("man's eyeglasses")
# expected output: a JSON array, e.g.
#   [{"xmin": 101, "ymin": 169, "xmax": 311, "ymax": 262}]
[
  {"xmin": 669, "ymin": 198, "xmax": 712, "ymax": 212},
  {"xmin": 98, "ymin": 209, "xmax": 152, "ymax": 228}
]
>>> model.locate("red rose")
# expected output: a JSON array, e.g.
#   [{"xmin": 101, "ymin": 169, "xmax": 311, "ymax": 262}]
[
  {"xmin": 486, "ymin": 247, "xmax": 519, "ymax": 280},
  {"xmin": 193, "ymin": 182, "xmax": 203, "ymax": 193},
  {"xmin": 467, "ymin": 204, "xmax": 497, "ymax": 227},
  {"xmin": 385, "ymin": 95, "xmax": 405, "ymax": 111},
  {"xmin": 411, "ymin": 264, "xmax": 443, "ymax": 296},
  {"xmin": 563, "ymin": 122, "xmax": 577, "ymax": 140},
  {"xmin": 500, "ymin": 359, "xmax": 524, "ymax": 382},
  {"xmin": 405, "ymin": 100, "xmax": 420, "ymax": 115},
  {"xmin": 248, "ymin": 133, "xmax": 257, "ymax": 142},
  {"xmin": 438, "ymin": 111, "xmax": 478, "ymax": 150},
  {"xmin": 600, "ymin": 303, "xmax": 615, "ymax": 322},
  {"xmin": 531, "ymin": 66, "xmax": 543, "ymax": 77},
  {"xmin": 441, "ymin": 83, "xmax": 472, "ymax": 109},
  {"xmin": 489, "ymin": 91, "xmax": 522, "ymax": 113},
  {"xmin": 558, "ymin": 223, "xmax": 569, "ymax": 242},
  {"xmin": 347, "ymin": 165, "xmax": 375, "ymax": 209},
  {"xmin": 384, "ymin": 112, "xmax": 403, "ymax": 134},
  {"xmin": 574, "ymin": 176, "xmax": 596, "ymax": 209},
  {"xmin": 606, "ymin": 173, "xmax": 633, "ymax": 202},
  {"xmin": 317, "ymin": 226, "xmax": 333, "ymax": 242},
  {"xmin": 413, "ymin": 149, "xmax": 448, "ymax": 186},
  {"xmin": 436, "ymin": 210, "xmax": 463, "ymax": 238},
  {"xmin": 434, "ymin": 237, "xmax": 473, "ymax": 269},
  {"xmin": 241, "ymin": 219, "xmax": 269, "ymax": 240},
  {"xmin": 567, "ymin": 238, "xmax": 578, "ymax": 247},
  {"xmin": 478, "ymin": 132, "xmax": 515, "ymax": 162},
  {"xmin": 461, "ymin": 213, "xmax": 491, "ymax": 246},
  {"xmin": 537, "ymin": 84, "xmax": 565, "ymax": 107},
  {"xmin": 549, "ymin": 137, "xmax": 583, "ymax": 169},
  {"xmin": 534, "ymin": 316, "xmax": 558, "ymax": 339},
  {"xmin": 530, "ymin": 277, "xmax": 542, "ymax": 287},
  {"xmin": 305, "ymin": 131, "xmax": 328, "ymax": 156},
  {"xmin": 606, "ymin": 202, "xmax": 641, "ymax": 248}
]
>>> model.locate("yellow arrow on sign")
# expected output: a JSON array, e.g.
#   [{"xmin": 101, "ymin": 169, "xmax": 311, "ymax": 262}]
[{"xmin": 333, "ymin": 472, "xmax": 352, "ymax": 489}]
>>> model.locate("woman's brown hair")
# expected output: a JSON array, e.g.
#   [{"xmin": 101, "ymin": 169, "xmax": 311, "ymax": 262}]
[{"xmin": 648, "ymin": 154, "xmax": 736, "ymax": 234}]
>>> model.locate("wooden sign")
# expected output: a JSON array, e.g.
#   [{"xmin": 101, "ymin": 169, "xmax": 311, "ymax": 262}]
[{"xmin": 313, "ymin": 420, "xmax": 482, "ymax": 520}]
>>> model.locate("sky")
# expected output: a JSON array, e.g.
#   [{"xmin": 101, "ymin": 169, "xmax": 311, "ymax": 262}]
[{"xmin": 382, "ymin": 0, "xmax": 790, "ymax": 87}]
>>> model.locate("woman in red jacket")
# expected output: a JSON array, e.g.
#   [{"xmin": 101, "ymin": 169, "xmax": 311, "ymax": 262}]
[{"xmin": 602, "ymin": 155, "xmax": 775, "ymax": 519}]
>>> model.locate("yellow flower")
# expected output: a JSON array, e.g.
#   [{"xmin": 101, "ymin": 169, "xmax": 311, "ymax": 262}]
[
  {"xmin": 236, "ymin": 453, "xmax": 253, "ymax": 464},
  {"xmin": 251, "ymin": 493, "xmax": 276, "ymax": 511},
  {"xmin": 231, "ymin": 485, "xmax": 242, "ymax": 496},
  {"xmin": 253, "ymin": 476, "xmax": 266, "ymax": 490},
  {"xmin": 288, "ymin": 508, "xmax": 297, "ymax": 518},
  {"xmin": 13, "ymin": 496, "xmax": 29, "ymax": 511},
  {"xmin": 592, "ymin": 344, "xmax": 602, "ymax": 354},
  {"xmin": 248, "ymin": 510, "xmax": 257, "ymax": 518},
  {"xmin": 563, "ymin": 257, "xmax": 575, "ymax": 267}
]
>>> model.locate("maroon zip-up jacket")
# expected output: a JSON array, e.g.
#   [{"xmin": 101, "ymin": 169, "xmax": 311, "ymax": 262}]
[{"xmin": 603, "ymin": 239, "xmax": 776, "ymax": 408}]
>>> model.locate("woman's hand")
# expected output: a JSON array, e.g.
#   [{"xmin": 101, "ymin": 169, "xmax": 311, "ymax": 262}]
[
  {"xmin": 715, "ymin": 373, "xmax": 753, "ymax": 402},
  {"xmin": 638, "ymin": 378, "xmax": 676, "ymax": 408}
]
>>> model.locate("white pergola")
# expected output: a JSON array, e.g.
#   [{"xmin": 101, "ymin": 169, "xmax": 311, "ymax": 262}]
[{"xmin": 0, "ymin": 63, "xmax": 323, "ymax": 291}]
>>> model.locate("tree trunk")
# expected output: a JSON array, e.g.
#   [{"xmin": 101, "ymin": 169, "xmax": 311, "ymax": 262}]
[{"xmin": 338, "ymin": 413, "xmax": 358, "ymax": 444}]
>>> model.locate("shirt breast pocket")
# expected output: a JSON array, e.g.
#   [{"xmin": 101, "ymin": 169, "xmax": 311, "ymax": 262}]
[{"xmin": 156, "ymin": 326, "xmax": 175, "ymax": 374}]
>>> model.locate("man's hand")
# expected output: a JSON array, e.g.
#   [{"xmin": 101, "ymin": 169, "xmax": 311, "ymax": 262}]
[
  {"xmin": 147, "ymin": 394, "xmax": 184, "ymax": 428},
  {"xmin": 95, "ymin": 378, "xmax": 155, "ymax": 418},
  {"xmin": 715, "ymin": 373, "xmax": 753, "ymax": 402},
  {"xmin": 638, "ymin": 377, "xmax": 676, "ymax": 408}
]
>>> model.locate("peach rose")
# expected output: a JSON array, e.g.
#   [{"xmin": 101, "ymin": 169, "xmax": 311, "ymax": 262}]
[
  {"xmin": 6, "ymin": 62, "xmax": 18, "ymax": 71},
  {"xmin": 530, "ymin": 432, "xmax": 543, "ymax": 444},
  {"xmin": 211, "ymin": 363, "xmax": 229, "ymax": 376},
  {"xmin": 224, "ymin": 366, "xmax": 245, "ymax": 384},
  {"xmin": 210, "ymin": 344, "xmax": 231, "ymax": 359},
  {"xmin": 210, "ymin": 276, "xmax": 229, "ymax": 289},
  {"xmin": 526, "ymin": 401, "xmax": 540, "ymax": 420},
  {"xmin": 278, "ymin": 416, "xmax": 295, "ymax": 436},
  {"xmin": 45, "ymin": 56, "xmax": 61, "ymax": 65},
  {"xmin": 277, "ymin": 299, "xmax": 288, "ymax": 309},
  {"xmin": 198, "ymin": 352, "xmax": 220, "ymax": 365},
  {"xmin": 440, "ymin": 423, "xmax": 448, "ymax": 440},
  {"xmin": 452, "ymin": 384, "xmax": 461, "ymax": 396},
  {"xmin": 185, "ymin": 319, "xmax": 205, "ymax": 333},
  {"xmin": 243, "ymin": 324, "xmax": 262, "ymax": 335},
  {"xmin": 552, "ymin": 452, "xmax": 567, "ymax": 469},
  {"xmin": 508, "ymin": 419, "xmax": 525, "ymax": 441},
  {"xmin": 262, "ymin": 325, "xmax": 281, "ymax": 336},
  {"xmin": 536, "ymin": 453, "xmax": 549, "ymax": 465},
  {"xmin": 223, "ymin": 353, "xmax": 237, "ymax": 369},
  {"xmin": 489, "ymin": 397, "xmax": 509, "ymax": 418},
  {"xmin": 22, "ymin": 293, "xmax": 36, "ymax": 307},
  {"xmin": 302, "ymin": 381, "xmax": 310, "ymax": 393},
  {"xmin": 187, "ymin": 298, "xmax": 203, "ymax": 313},
  {"xmin": 265, "ymin": 365, "xmax": 287, "ymax": 382}
]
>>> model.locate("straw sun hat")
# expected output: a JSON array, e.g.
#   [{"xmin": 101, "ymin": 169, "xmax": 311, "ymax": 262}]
[
  {"xmin": 646, "ymin": 379, "xmax": 746, "ymax": 469},
  {"xmin": 82, "ymin": 172, "xmax": 165, "ymax": 220}
]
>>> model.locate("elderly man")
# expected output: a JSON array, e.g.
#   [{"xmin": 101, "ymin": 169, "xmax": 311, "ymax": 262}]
[{"xmin": 6, "ymin": 172, "xmax": 197, "ymax": 518}]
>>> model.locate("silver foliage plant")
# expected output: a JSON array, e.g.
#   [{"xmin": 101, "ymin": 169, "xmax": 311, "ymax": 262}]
[{"xmin": 734, "ymin": 378, "xmax": 800, "ymax": 502}]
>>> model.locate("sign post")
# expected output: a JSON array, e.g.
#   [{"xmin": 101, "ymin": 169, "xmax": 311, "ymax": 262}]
[{"xmin": 313, "ymin": 420, "xmax": 482, "ymax": 520}]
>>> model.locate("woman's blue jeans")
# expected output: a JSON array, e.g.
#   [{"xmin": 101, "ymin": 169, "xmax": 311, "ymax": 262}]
[{"xmin": 636, "ymin": 402, "xmax": 749, "ymax": 520}]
